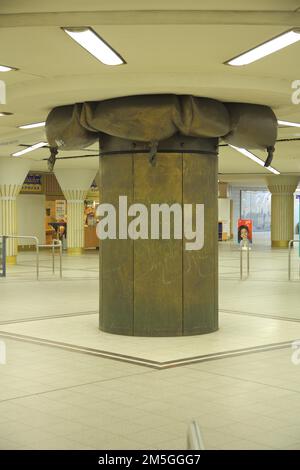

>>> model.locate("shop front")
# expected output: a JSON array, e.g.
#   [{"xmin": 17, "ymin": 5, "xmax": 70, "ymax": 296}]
[{"xmin": 18, "ymin": 173, "xmax": 99, "ymax": 252}]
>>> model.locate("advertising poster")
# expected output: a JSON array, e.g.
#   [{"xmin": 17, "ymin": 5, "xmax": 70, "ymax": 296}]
[
  {"xmin": 55, "ymin": 200, "xmax": 66, "ymax": 221},
  {"xmin": 238, "ymin": 219, "xmax": 252, "ymax": 244}
]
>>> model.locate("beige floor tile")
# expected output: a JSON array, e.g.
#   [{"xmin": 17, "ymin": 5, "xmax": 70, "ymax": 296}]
[{"xmin": 1, "ymin": 246, "xmax": 300, "ymax": 451}]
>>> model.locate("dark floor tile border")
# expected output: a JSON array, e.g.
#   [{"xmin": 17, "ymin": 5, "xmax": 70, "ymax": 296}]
[
  {"xmin": 2, "ymin": 307, "xmax": 299, "ymax": 330},
  {"xmin": 1, "ymin": 276, "xmax": 98, "ymax": 284},
  {"xmin": 0, "ymin": 311, "xmax": 98, "ymax": 325},
  {"xmin": 0, "ymin": 331, "xmax": 160, "ymax": 369},
  {"xmin": 219, "ymin": 276, "xmax": 294, "ymax": 283},
  {"xmin": 220, "ymin": 309, "xmax": 300, "ymax": 323},
  {"xmin": 0, "ymin": 330, "xmax": 296, "ymax": 370}
]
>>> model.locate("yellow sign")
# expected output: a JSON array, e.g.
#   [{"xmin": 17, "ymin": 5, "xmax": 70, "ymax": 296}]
[{"xmin": 21, "ymin": 183, "xmax": 42, "ymax": 193}]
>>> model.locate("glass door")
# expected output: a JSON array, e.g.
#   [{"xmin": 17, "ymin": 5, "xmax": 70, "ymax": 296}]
[{"xmin": 241, "ymin": 190, "xmax": 271, "ymax": 232}]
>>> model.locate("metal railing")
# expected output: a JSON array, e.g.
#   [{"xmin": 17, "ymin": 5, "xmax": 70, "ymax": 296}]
[
  {"xmin": 0, "ymin": 235, "xmax": 62, "ymax": 280},
  {"xmin": 187, "ymin": 421, "xmax": 205, "ymax": 450},
  {"xmin": 240, "ymin": 240, "xmax": 250, "ymax": 280},
  {"xmin": 2, "ymin": 235, "xmax": 39, "ymax": 279},
  {"xmin": 288, "ymin": 239, "xmax": 300, "ymax": 281},
  {"xmin": 37, "ymin": 240, "xmax": 63, "ymax": 279}
]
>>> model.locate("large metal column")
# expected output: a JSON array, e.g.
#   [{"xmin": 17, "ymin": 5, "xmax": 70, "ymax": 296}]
[{"xmin": 99, "ymin": 134, "xmax": 218, "ymax": 336}]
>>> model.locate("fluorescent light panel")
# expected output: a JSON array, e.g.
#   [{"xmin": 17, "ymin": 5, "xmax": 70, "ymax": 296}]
[
  {"xmin": 226, "ymin": 29, "xmax": 300, "ymax": 66},
  {"xmin": 63, "ymin": 27, "xmax": 125, "ymax": 66},
  {"xmin": 0, "ymin": 64, "xmax": 17, "ymax": 72},
  {"xmin": 19, "ymin": 121, "xmax": 45, "ymax": 129},
  {"xmin": 229, "ymin": 145, "xmax": 280, "ymax": 175},
  {"xmin": 278, "ymin": 119, "xmax": 300, "ymax": 128},
  {"xmin": 12, "ymin": 141, "xmax": 48, "ymax": 157}
]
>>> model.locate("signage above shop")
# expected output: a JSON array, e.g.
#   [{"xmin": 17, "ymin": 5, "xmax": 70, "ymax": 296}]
[{"xmin": 21, "ymin": 174, "xmax": 42, "ymax": 193}]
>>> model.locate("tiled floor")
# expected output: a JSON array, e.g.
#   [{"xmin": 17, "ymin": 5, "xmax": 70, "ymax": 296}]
[
  {"xmin": 0, "ymin": 313, "xmax": 299, "ymax": 367},
  {"xmin": 0, "ymin": 240, "xmax": 300, "ymax": 449},
  {"xmin": 1, "ymin": 339, "xmax": 300, "ymax": 449}
]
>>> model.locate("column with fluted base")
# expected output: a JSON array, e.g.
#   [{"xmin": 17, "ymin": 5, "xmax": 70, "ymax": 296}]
[
  {"xmin": 64, "ymin": 190, "xmax": 86, "ymax": 255},
  {"xmin": 266, "ymin": 175, "xmax": 300, "ymax": 248},
  {"xmin": 54, "ymin": 169, "xmax": 97, "ymax": 255},
  {"xmin": 0, "ymin": 158, "xmax": 30, "ymax": 264}
]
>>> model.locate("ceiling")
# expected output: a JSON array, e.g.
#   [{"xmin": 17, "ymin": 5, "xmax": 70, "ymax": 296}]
[{"xmin": 1, "ymin": 1, "xmax": 300, "ymax": 186}]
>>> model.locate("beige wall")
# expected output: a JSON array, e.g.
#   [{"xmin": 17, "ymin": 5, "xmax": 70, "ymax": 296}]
[{"xmin": 17, "ymin": 194, "xmax": 46, "ymax": 245}]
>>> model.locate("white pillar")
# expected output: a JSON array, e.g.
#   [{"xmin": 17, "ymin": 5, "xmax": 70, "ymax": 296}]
[
  {"xmin": 54, "ymin": 169, "xmax": 97, "ymax": 255},
  {"xmin": 0, "ymin": 158, "xmax": 30, "ymax": 264},
  {"xmin": 218, "ymin": 181, "xmax": 229, "ymax": 198},
  {"xmin": 266, "ymin": 175, "xmax": 300, "ymax": 248}
]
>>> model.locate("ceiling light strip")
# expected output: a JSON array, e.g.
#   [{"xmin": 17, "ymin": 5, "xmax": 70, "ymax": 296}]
[
  {"xmin": 12, "ymin": 141, "xmax": 48, "ymax": 157},
  {"xmin": 62, "ymin": 27, "xmax": 126, "ymax": 66},
  {"xmin": 278, "ymin": 120, "xmax": 300, "ymax": 128},
  {"xmin": 229, "ymin": 145, "xmax": 280, "ymax": 175},
  {"xmin": 0, "ymin": 64, "xmax": 17, "ymax": 72},
  {"xmin": 225, "ymin": 29, "xmax": 300, "ymax": 66},
  {"xmin": 18, "ymin": 122, "xmax": 45, "ymax": 129}
]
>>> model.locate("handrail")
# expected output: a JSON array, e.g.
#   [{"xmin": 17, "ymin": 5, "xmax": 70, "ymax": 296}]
[
  {"xmin": 240, "ymin": 240, "xmax": 250, "ymax": 280},
  {"xmin": 38, "ymin": 240, "xmax": 62, "ymax": 279},
  {"xmin": 1, "ymin": 235, "xmax": 39, "ymax": 279},
  {"xmin": 187, "ymin": 420, "xmax": 205, "ymax": 450},
  {"xmin": 288, "ymin": 239, "xmax": 300, "ymax": 281},
  {"xmin": 0, "ymin": 235, "xmax": 63, "ymax": 280}
]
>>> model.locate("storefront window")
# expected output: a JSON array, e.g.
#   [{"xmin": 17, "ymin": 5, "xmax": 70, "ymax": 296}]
[{"xmin": 241, "ymin": 190, "xmax": 271, "ymax": 232}]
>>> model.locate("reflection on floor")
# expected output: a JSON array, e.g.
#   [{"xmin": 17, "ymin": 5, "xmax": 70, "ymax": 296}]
[{"xmin": 0, "ymin": 239, "xmax": 300, "ymax": 449}]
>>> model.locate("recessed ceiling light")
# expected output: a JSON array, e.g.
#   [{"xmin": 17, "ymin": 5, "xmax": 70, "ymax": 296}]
[
  {"xmin": 0, "ymin": 112, "xmax": 13, "ymax": 116},
  {"xmin": 278, "ymin": 119, "xmax": 300, "ymax": 128},
  {"xmin": 229, "ymin": 145, "xmax": 280, "ymax": 175},
  {"xmin": 0, "ymin": 65, "xmax": 17, "ymax": 72},
  {"xmin": 18, "ymin": 121, "xmax": 45, "ymax": 129},
  {"xmin": 62, "ymin": 27, "xmax": 126, "ymax": 66},
  {"xmin": 225, "ymin": 29, "xmax": 300, "ymax": 66},
  {"xmin": 12, "ymin": 141, "xmax": 48, "ymax": 157}
]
